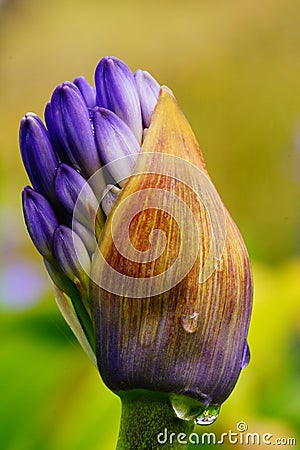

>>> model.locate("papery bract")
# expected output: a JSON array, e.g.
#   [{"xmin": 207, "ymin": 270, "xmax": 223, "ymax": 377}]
[{"xmin": 91, "ymin": 88, "xmax": 253, "ymax": 410}]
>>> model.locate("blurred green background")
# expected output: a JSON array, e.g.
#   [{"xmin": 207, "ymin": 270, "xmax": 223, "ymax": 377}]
[{"xmin": 1, "ymin": 0, "xmax": 300, "ymax": 448}]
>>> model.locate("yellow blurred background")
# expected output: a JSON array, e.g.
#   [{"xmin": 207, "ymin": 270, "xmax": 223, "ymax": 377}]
[{"xmin": 0, "ymin": 0, "xmax": 299, "ymax": 448}]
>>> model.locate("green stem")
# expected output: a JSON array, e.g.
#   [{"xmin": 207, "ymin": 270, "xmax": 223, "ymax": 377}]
[
  {"xmin": 116, "ymin": 390, "xmax": 194, "ymax": 450},
  {"xmin": 69, "ymin": 286, "xmax": 95, "ymax": 352}
]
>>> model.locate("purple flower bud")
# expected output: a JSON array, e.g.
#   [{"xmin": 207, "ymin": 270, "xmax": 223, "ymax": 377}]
[
  {"xmin": 50, "ymin": 81, "xmax": 100, "ymax": 177},
  {"xmin": 55, "ymin": 163, "xmax": 99, "ymax": 232},
  {"xmin": 100, "ymin": 184, "xmax": 120, "ymax": 216},
  {"xmin": 72, "ymin": 220, "xmax": 97, "ymax": 256},
  {"xmin": 19, "ymin": 113, "xmax": 59, "ymax": 203},
  {"xmin": 73, "ymin": 76, "xmax": 96, "ymax": 109},
  {"xmin": 22, "ymin": 186, "xmax": 58, "ymax": 260},
  {"xmin": 93, "ymin": 107, "xmax": 140, "ymax": 186},
  {"xmin": 53, "ymin": 225, "xmax": 90, "ymax": 288},
  {"xmin": 95, "ymin": 56, "xmax": 142, "ymax": 142},
  {"xmin": 44, "ymin": 102, "xmax": 71, "ymax": 164},
  {"xmin": 134, "ymin": 70, "xmax": 160, "ymax": 128}
]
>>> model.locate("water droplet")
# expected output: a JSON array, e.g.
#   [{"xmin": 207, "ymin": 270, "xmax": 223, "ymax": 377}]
[
  {"xmin": 181, "ymin": 311, "xmax": 200, "ymax": 333},
  {"xmin": 170, "ymin": 394, "xmax": 207, "ymax": 421},
  {"xmin": 241, "ymin": 340, "xmax": 250, "ymax": 369},
  {"xmin": 195, "ymin": 405, "xmax": 220, "ymax": 426}
]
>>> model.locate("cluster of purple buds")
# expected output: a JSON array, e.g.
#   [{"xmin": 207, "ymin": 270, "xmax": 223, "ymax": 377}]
[
  {"xmin": 20, "ymin": 55, "xmax": 253, "ymax": 426},
  {"xmin": 21, "ymin": 57, "xmax": 160, "ymax": 351}
]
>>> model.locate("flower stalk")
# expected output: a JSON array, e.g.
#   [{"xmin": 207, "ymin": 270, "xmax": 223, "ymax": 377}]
[{"xmin": 116, "ymin": 391, "xmax": 194, "ymax": 450}]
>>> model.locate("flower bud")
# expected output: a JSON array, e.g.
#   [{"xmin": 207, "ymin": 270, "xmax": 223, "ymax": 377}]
[
  {"xmin": 50, "ymin": 81, "xmax": 101, "ymax": 177},
  {"xmin": 90, "ymin": 88, "xmax": 253, "ymax": 416},
  {"xmin": 54, "ymin": 163, "xmax": 101, "ymax": 232},
  {"xmin": 20, "ymin": 113, "xmax": 59, "ymax": 203},
  {"xmin": 22, "ymin": 186, "xmax": 58, "ymax": 261},
  {"xmin": 95, "ymin": 56, "xmax": 143, "ymax": 142},
  {"xmin": 53, "ymin": 225, "xmax": 90, "ymax": 291},
  {"xmin": 100, "ymin": 184, "xmax": 121, "ymax": 216},
  {"xmin": 134, "ymin": 69, "xmax": 160, "ymax": 128},
  {"xmin": 72, "ymin": 220, "xmax": 97, "ymax": 256},
  {"xmin": 44, "ymin": 102, "xmax": 72, "ymax": 164},
  {"xmin": 73, "ymin": 76, "xmax": 97, "ymax": 109},
  {"xmin": 93, "ymin": 107, "xmax": 140, "ymax": 186}
]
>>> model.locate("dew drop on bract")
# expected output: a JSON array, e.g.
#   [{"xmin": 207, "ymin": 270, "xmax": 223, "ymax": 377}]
[
  {"xmin": 194, "ymin": 405, "xmax": 220, "ymax": 426},
  {"xmin": 241, "ymin": 340, "xmax": 250, "ymax": 369},
  {"xmin": 181, "ymin": 311, "xmax": 200, "ymax": 333}
]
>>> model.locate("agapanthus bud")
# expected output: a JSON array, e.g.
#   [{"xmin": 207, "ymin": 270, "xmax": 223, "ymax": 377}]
[
  {"xmin": 134, "ymin": 70, "xmax": 160, "ymax": 128},
  {"xmin": 44, "ymin": 102, "xmax": 71, "ymax": 164},
  {"xmin": 91, "ymin": 87, "xmax": 253, "ymax": 418},
  {"xmin": 73, "ymin": 76, "xmax": 97, "ymax": 109},
  {"xmin": 20, "ymin": 55, "xmax": 253, "ymax": 439},
  {"xmin": 93, "ymin": 107, "xmax": 140, "ymax": 186},
  {"xmin": 50, "ymin": 81, "xmax": 101, "ymax": 177},
  {"xmin": 72, "ymin": 220, "xmax": 97, "ymax": 256},
  {"xmin": 95, "ymin": 56, "xmax": 143, "ymax": 142},
  {"xmin": 100, "ymin": 184, "xmax": 121, "ymax": 216},
  {"xmin": 22, "ymin": 186, "xmax": 58, "ymax": 261},
  {"xmin": 55, "ymin": 163, "xmax": 100, "ymax": 231},
  {"xmin": 53, "ymin": 225, "xmax": 90, "ymax": 291},
  {"xmin": 20, "ymin": 113, "xmax": 59, "ymax": 203}
]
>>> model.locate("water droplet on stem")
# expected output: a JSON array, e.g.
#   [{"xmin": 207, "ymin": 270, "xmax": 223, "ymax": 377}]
[{"xmin": 195, "ymin": 405, "xmax": 220, "ymax": 426}]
